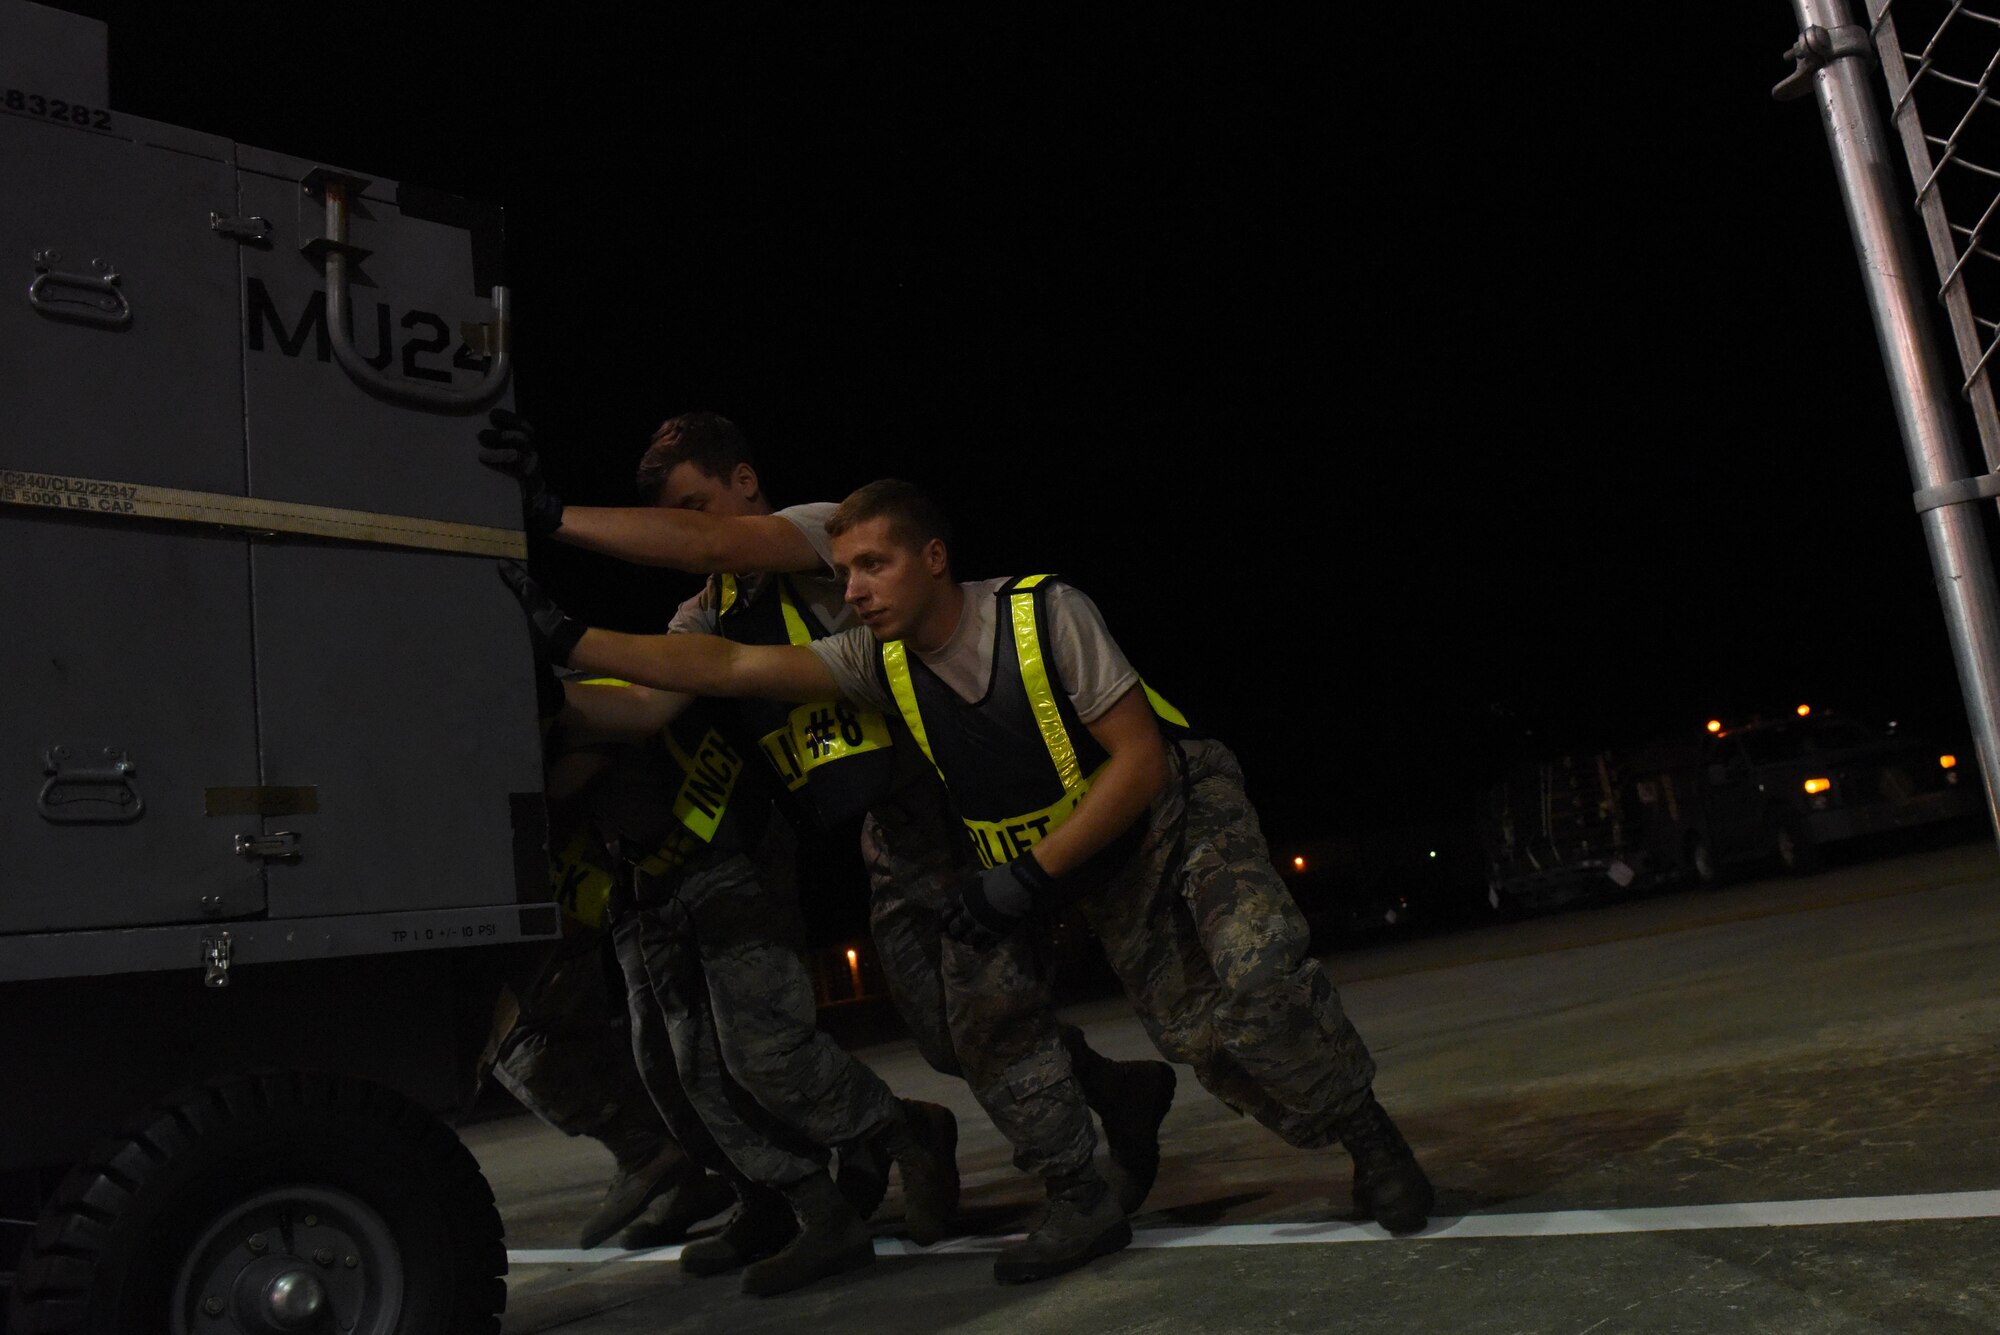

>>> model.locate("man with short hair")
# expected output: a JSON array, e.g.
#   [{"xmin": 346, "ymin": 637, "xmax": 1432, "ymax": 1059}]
[{"xmin": 499, "ymin": 476, "xmax": 1437, "ymax": 1284}]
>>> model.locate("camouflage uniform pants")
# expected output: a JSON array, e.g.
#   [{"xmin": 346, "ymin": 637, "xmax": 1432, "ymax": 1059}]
[
  {"xmin": 491, "ymin": 922, "xmax": 680, "ymax": 1166},
  {"xmin": 861, "ymin": 777, "xmax": 966, "ymax": 1081},
  {"xmin": 615, "ymin": 850, "xmax": 905, "ymax": 1188},
  {"xmin": 863, "ymin": 776, "xmax": 1101, "ymax": 1180},
  {"xmin": 1084, "ymin": 737, "xmax": 1376, "ymax": 1147},
  {"xmin": 866, "ymin": 739, "xmax": 1379, "ymax": 1173}
]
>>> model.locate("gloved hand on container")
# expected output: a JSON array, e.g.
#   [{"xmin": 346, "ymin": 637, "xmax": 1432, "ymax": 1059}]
[
  {"xmin": 943, "ymin": 853, "xmax": 1057, "ymax": 951},
  {"xmin": 478, "ymin": 408, "xmax": 566, "ymax": 536},
  {"xmin": 499, "ymin": 561, "xmax": 586, "ymax": 668}
]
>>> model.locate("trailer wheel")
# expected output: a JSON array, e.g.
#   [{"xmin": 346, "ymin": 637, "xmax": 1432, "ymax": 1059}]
[{"xmin": 6, "ymin": 1073, "xmax": 505, "ymax": 1335}]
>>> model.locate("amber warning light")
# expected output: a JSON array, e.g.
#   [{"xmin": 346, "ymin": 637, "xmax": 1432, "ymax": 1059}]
[
  {"xmin": 1797, "ymin": 703, "xmax": 1812, "ymax": 717},
  {"xmin": 1804, "ymin": 778, "xmax": 1832, "ymax": 795},
  {"xmin": 1706, "ymin": 720, "xmax": 1723, "ymax": 734},
  {"xmin": 1292, "ymin": 856, "xmax": 1306, "ymax": 871},
  {"xmin": 1941, "ymin": 755, "xmax": 1959, "ymax": 769}
]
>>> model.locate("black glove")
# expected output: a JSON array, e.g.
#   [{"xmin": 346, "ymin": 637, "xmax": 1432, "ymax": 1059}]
[
  {"xmin": 478, "ymin": 408, "xmax": 566, "ymax": 536},
  {"xmin": 943, "ymin": 854, "xmax": 1057, "ymax": 951},
  {"xmin": 499, "ymin": 561, "xmax": 586, "ymax": 667}
]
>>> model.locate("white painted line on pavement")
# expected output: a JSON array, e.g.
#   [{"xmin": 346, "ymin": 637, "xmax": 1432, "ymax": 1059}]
[{"xmin": 507, "ymin": 1188, "xmax": 2000, "ymax": 1265}]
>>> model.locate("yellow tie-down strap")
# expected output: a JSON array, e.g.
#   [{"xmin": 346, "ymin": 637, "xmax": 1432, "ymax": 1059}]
[
  {"xmin": 759, "ymin": 701, "xmax": 893, "ymax": 791},
  {"xmin": 0, "ymin": 467, "xmax": 527, "ymax": 560}
]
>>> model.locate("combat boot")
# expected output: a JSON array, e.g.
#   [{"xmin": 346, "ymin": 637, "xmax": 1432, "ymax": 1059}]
[
  {"xmin": 679, "ymin": 1183, "xmax": 798, "ymax": 1277},
  {"xmin": 875, "ymin": 1098, "xmax": 960, "ymax": 1245},
  {"xmin": 578, "ymin": 1130, "xmax": 691, "ymax": 1250},
  {"xmin": 992, "ymin": 1166, "xmax": 1131, "ymax": 1284},
  {"xmin": 1084, "ymin": 1059, "xmax": 1177, "ymax": 1214},
  {"xmin": 835, "ymin": 1136, "xmax": 891, "ymax": 1220},
  {"xmin": 616, "ymin": 1170, "xmax": 737, "ymax": 1249},
  {"xmin": 741, "ymin": 1171, "xmax": 877, "ymax": 1296},
  {"xmin": 1335, "ymin": 1091, "xmax": 1434, "ymax": 1235}
]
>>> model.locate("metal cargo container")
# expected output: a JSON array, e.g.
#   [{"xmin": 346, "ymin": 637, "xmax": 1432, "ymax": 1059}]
[{"xmin": 0, "ymin": 4, "xmax": 557, "ymax": 1329}]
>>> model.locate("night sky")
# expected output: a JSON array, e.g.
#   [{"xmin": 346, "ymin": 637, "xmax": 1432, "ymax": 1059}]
[{"xmin": 59, "ymin": 4, "xmax": 1990, "ymax": 870}]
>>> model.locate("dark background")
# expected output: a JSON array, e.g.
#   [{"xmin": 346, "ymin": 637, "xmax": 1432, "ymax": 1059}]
[{"xmin": 58, "ymin": 3, "xmax": 1988, "ymax": 921}]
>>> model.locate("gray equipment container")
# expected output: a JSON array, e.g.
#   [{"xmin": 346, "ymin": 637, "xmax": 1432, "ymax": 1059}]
[{"xmin": 0, "ymin": 5, "xmax": 558, "ymax": 1329}]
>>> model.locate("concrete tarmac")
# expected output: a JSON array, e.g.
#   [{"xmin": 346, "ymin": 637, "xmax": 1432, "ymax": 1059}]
[{"xmin": 473, "ymin": 837, "xmax": 2000, "ymax": 1334}]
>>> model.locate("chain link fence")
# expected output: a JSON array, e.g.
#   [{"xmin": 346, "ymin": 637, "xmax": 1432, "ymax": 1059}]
[
  {"xmin": 1781, "ymin": 0, "xmax": 2000, "ymax": 839},
  {"xmin": 1871, "ymin": 0, "xmax": 2000, "ymax": 471}
]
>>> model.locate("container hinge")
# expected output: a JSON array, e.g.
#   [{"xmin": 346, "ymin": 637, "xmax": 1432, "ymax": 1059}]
[{"xmin": 209, "ymin": 212, "xmax": 273, "ymax": 246}]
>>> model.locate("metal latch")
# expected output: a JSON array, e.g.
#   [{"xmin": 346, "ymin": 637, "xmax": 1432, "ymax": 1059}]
[
  {"xmin": 234, "ymin": 830, "xmax": 303, "ymax": 861},
  {"xmin": 209, "ymin": 211, "xmax": 273, "ymax": 246},
  {"xmin": 202, "ymin": 931, "xmax": 233, "ymax": 988}
]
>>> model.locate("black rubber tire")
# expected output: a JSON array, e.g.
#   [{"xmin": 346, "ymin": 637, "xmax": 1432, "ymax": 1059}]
[{"xmin": 6, "ymin": 1072, "xmax": 505, "ymax": 1335}]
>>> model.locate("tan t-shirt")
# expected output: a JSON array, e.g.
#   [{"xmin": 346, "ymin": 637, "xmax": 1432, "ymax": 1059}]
[
  {"xmin": 806, "ymin": 578, "xmax": 1140, "ymax": 723},
  {"xmin": 666, "ymin": 502, "xmax": 852, "ymax": 637}
]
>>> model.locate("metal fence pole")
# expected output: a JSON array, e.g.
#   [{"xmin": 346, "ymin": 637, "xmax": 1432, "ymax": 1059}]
[{"xmin": 1787, "ymin": 0, "xmax": 2000, "ymax": 842}]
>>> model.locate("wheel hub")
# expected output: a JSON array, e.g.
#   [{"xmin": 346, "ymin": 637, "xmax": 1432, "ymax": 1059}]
[
  {"xmin": 170, "ymin": 1185, "xmax": 403, "ymax": 1335},
  {"xmin": 259, "ymin": 1267, "xmax": 327, "ymax": 1329}
]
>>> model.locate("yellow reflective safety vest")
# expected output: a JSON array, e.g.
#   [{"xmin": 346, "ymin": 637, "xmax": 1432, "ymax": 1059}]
[
  {"xmin": 715, "ymin": 571, "xmax": 899, "ymax": 829},
  {"xmin": 564, "ymin": 681, "xmax": 764, "ymax": 900},
  {"xmin": 549, "ymin": 827, "xmax": 617, "ymax": 928},
  {"xmin": 878, "ymin": 575, "xmax": 1189, "ymax": 873},
  {"xmin": 626, "ymin": 718, "xmax": 758, "ymax": 892}
]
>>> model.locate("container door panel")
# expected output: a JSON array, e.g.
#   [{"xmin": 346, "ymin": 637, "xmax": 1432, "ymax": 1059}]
[
  {"xmin": 237, "ymin": 163, "xmax": 540, "ymax": 919},
  {"xmin": 0, "ymin": 115, "xmax": 261, "ymax": 933},
  {"xmin": 248, "ymin": 545, "xmax": 542, "ymax": 919}
]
